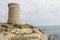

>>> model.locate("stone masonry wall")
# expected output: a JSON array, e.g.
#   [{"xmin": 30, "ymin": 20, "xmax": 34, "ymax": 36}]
[{"xmin": 8, "ymin": 3, "xmax": 21, "ymax": 24}]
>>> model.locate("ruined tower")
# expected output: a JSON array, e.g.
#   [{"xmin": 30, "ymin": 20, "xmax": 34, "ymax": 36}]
[{"xmin": 8, "ymin": 3, "xmax": 21, "ymax": 24}]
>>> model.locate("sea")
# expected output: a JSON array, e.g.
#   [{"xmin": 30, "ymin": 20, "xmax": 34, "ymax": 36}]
[{"xmin": 40, "ymin": 25, "xmax": 60, "ymax": 40}]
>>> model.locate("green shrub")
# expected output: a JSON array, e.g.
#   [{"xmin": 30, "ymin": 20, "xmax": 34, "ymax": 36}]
[
  {"xmin": 30, "ymin": 25, "xmax": 33, "ymax": 28},
  {"xmin": 48, "ymin": 34, "xmax": 57, "ymax": 40},
  {"xmin": 7, "ymin": 23, "xmax": 13, "ymax": 25},
  {"xmin": 32, "ymin": 30, "xmax": 35, "ymax": 33},
  {"xmin": 13, "ymin": 24, "xmax": 21, "ymax": 28},
  {"xmin": 1, "ymin": 25, "xmax": 8, "ymax": 28}
]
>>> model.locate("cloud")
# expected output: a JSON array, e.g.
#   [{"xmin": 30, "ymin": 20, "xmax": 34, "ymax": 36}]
[
  {"xmin": 8, "ymin": 0, "xmax": 20, "ymax": 4},
  {"xmin": 0, "ymin": 0, "xmax": 8, "ymax": 22},
  {"xmin": 18, "ymin": 0, "xmax": 60, "ymax": 26}
]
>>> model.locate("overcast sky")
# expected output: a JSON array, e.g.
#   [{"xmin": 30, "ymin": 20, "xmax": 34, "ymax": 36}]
[{"xmin": 0, "ymin": 0, "xmax": 60, "ymax": 26}]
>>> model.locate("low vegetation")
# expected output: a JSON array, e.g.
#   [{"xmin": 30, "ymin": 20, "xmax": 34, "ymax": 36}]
[{"xmin": 48, "ymin": 34, "xmax": 57, "ymax": 40}]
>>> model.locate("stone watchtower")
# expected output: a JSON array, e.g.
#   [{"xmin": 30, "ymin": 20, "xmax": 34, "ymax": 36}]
[{"xmin": 8, "ymin": 3, "xmax": 21, "ymax": 24}]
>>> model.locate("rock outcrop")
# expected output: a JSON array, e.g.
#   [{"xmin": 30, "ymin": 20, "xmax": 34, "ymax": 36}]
[{"xmin": 0, "ymin": 23, "xmax": 48, "ymax": 40}]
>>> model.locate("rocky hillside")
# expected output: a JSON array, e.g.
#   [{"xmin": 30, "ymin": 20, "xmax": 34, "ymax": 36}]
[{"xmin": 0, "ymin": 23, "xmax": 48, "ymax": 40}]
